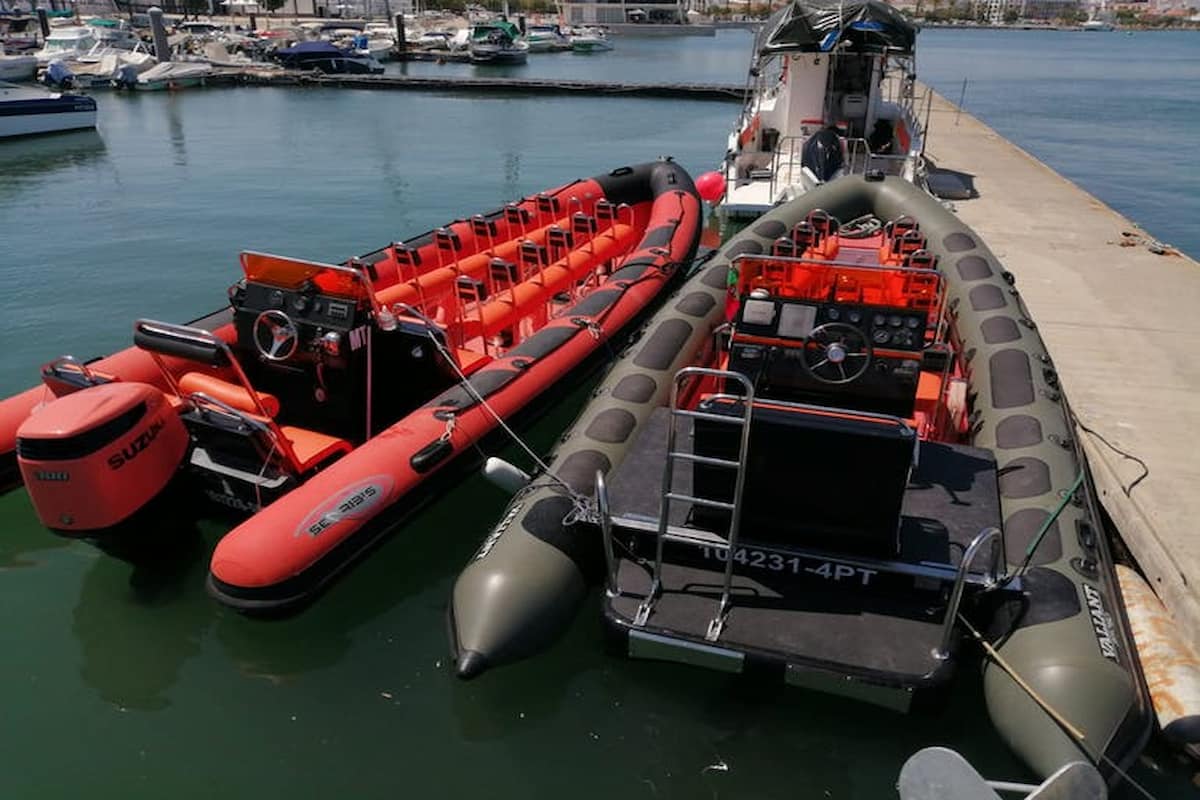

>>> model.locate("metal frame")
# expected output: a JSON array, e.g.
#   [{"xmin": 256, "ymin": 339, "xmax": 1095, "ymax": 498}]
[
  {"xmin": 133, "ymin": 319, "xmax": 305, "ymax": 472},
  {"xmin": 633, "ymin": 367, "xmax": 756, "ymax": 642},
  {"xmin": 933, "ymin": 526, "xmax": 1005, "ymax": 660}
]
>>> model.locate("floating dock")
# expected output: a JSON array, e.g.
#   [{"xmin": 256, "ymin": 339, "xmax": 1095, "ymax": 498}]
[
  {"xmin": 210, "ymin": 69, "xmax": 743, "ymax": 102},
  {"xmin": 923, "ymin": 87, "xmax": 1200, "ymax": 637}
]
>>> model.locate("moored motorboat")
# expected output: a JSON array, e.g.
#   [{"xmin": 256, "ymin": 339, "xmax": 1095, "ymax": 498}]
[
  {"xmin": 720, "ymin": 0, "xmax": 926, "ymax": 219},
  {"xmin": 273, "ymin": 40, "xmax": 384, "ymax": 74},
  {"xmin": 569, "ymin": 27, "xmax": 613, "ymax": 53},
  {"xmin": 0, "ymin": 160, "xmax": 702, "ymax": 613},
  {"xmin": 33, "ymin": 26, "xmax": 99, "ymax": 66},
  {"xmin": 468, "ymin": 21, "xmax": 528, "ymax": 65},
  {"xmin": 132, "ymin": 60, "xmax": 212, "ymax": 91},
  {"xmin": 0, "ymin": 45, "xmax": 37, "ymax": 81},
  {"xmin": 449, "ymin": 173, "xmax": 1151, "ymax": 783},
  {"xmin": 0, "ymin": 80, "xmax": 96, "ymax": 138}
]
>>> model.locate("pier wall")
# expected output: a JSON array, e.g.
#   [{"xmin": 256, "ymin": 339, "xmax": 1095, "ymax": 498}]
[{"xmin": 922, "ymin": 86, "xmax": 1200, "ymax": 637}]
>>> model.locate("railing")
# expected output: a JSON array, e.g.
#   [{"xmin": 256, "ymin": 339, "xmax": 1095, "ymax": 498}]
[
  {"xmin": 933, "ymin": 526, "xmax": 1006, "ymax": 660},
  {"xmin": 633, "ymin": 367, "xmax": 756, "ymax": 642}
]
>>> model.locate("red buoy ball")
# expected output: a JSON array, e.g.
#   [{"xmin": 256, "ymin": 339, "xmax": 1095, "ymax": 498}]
[{"xmin": 695, "ymin": 171, "xmax": 725, "ymax": 204}]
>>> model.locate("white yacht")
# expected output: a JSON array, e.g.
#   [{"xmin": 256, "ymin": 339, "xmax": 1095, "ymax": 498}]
[
  {"xmin": 0, "ymin": 80, "xmax": 96, "ymax": 138},
  {"xmin": 34, "ymin": 26, "xmax": 99, "ymax": 66},
  {"xmin": 720, "ymin": 0, "xmax": 927, "ymax": 220}
]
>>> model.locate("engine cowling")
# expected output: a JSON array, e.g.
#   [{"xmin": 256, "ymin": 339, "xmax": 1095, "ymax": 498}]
[{"xmin": 17, "ymin": 382, "xmax": 188, "ymax": 532}]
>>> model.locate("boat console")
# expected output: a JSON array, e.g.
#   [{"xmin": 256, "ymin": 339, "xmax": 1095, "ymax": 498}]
[
  {"xmin": 226, "ymin": 252, "xmax": 459, "ymax": 439},
  {"xmin": 727, "ymin": 255, "xmax": 943, "ymax": 418}
]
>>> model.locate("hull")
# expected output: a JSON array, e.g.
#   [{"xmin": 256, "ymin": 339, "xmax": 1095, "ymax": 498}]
[
  {"xmin": 0, "ymin": 160, "xmax": 702, "ymax": 613},
  {"xmin": 0, "ymin": 106, "xmax": 96, "ymax": 137},
  {"xmin": 0, "ymin": 56, "xmax": 38, "ymax": 81},
  {"xmin": 451, "ymin": 175, "xmax": 1152, "ymax": 782}
]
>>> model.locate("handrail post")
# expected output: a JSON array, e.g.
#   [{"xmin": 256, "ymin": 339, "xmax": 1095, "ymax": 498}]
[
  {"xmin": 595, "ymin": 470, "xmax": 619, "ymax": 597},
  {"xmin": 933, "ymin": 526, "xmax": 1003, "ymax": 660}
]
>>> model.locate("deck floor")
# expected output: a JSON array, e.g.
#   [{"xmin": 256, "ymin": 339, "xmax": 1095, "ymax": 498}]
[{"xmin": 923, "ymin": 87, "xmax": 1200, "ymax": 636}]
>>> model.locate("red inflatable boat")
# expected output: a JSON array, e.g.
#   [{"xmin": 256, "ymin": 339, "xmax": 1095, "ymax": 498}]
[{"xmin": 0, "ymin": 160, "xmax": 702, "ymax": 611}]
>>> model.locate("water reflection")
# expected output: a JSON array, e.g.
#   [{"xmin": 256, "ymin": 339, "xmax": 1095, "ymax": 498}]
[
  {"xmin": 165, "ymin": 95, "xmax": 187, "ymax": 167},
  {"xmin": 0, "ymin": 489, "xmax": 73, "ymax": 570},
  {"xmin": 72, "ymin": 522, "xmax": 210, "ymax": 711},
  {"xmin": 0, "ymin": 130, "xmax": 107, "ymax": 196}
]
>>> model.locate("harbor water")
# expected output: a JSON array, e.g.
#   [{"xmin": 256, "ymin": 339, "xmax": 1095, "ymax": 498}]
[{"xmin": 1, "ymin": 28, "xmax": 1197, "ymax": 798}]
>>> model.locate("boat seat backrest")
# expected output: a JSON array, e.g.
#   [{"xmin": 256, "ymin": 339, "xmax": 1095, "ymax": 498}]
[
  {"xmin": 392, "ymin": 242, "xmax": 422, "ymax": 270},
  {"xmin": 435, "ymin": 227, "xmax": 463, "ymax": 254},
  {"xmin": 595, "ymin": 200, "xmax": 618, "ymax": 223},
  {"xmin": 134, "ymin": 319, "xmax": 231, "ymax": 368},
  {"xmin": 519, "ymin": 241, "xmax": 549, "ymax": 273},
  {"xmin": 884, "ymin": 216, "xmax": 919, "ymax": 240},
  {"xmin": 489, "ymin": 257, "xmax": 519, "ymax": 286},
  {"xmin": 503, "ymin": 204, "xmax": 533, "ymax": 235},
  {"xmin": 471, "ymin": 214, "xmax": 499, "ymax": 241},
  {"xmin": 535, "ymin": 193, "xmax": 560, "ymax": 217},
  {"xmin": 571, "ymin": 212, "xmax": 599, "ymax": 238},
  {"xmin": 790, "ymin": 221, "xmax": 816, "ymax": 251},
  {"xmin": 692, "ymin": 398, "xmax": 914, "ymax": 556},
  {"xmin": 456, "ymin": 274, "xmax": 487, "ymax": 303},
  {"xmin": 806, "ymin": 209, "xmax": 837, "ymax": 239},
  {"xmin": 904, "ymin": 249, "xmax": 939, "ymax": 271},
  {"xmin": 773, "ymin": 236, "xmax": 801, "ymax": 258},
  {"xmin": 546, "ymin": 225, "xmax": 574, "ymax": 258}
]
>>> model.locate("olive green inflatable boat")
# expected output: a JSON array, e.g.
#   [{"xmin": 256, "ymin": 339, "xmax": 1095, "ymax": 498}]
[{"xmin": 448, "ymin": 174, "xmax": 1151, "ymax": 782}]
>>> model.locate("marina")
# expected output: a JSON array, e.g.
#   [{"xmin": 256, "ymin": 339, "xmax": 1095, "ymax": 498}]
[{"xmin": 1, "ymin": 18, "xmax": 1198, "ymax": 800}]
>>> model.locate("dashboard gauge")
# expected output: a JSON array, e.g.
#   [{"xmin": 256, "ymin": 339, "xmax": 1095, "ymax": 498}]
[
  {"xmin": 888, "ymin": 315, "xmax": 903, "ymax": 328},
  {"xmin": 269, "ymin": 290, "xmax": 284, "ymax": 308},
  {"xmin": 826, "ymin": 308, "xmax": 841, "ymax": 321},
  {"xmin": 872, "ymin": 329, "xmax": 891, "ymax": 344},
  {"xmin": 847, "ymin": 310, "xmax": 862, "ymax": 324},
  {"xmin": 873, "ymin": 314, "xmax": 886, "ymax": 326},
  {"xmin": 905, "ymin": 316, "xmax": 921, "ymax": 329},
  {"xmin": 892, "ymin": 331, "xmax": 911, "ymax": 346}
]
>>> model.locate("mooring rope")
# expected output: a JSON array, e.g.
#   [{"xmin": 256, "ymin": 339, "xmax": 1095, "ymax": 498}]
[{"xmin": 957, "ymin": 614, "xmax": 1158, "ymax": 800}]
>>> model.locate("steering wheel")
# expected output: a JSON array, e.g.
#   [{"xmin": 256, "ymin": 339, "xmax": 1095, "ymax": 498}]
[
  {"xmin": 253, "ymin": 309, "xmax": 300, "ymax": 362},
  {"xmin": 801, "ymin": 322, "xmax": 872, "ymax": 384}
]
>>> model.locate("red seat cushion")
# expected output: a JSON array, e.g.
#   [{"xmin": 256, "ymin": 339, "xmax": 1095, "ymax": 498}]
[{"xmin": 179, "ymin": 372, "xmax": 280, "ymax": 418}]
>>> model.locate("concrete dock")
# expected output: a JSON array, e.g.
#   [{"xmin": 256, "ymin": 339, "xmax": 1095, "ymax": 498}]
[{"xmin": 922, "ymin": 88, "xmax": 1200, "ymax": 636}]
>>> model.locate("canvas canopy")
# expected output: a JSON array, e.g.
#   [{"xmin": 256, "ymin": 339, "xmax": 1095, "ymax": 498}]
[{"xmin": 756, "ymin": 0, "xmax": 917, "ymax": 56}]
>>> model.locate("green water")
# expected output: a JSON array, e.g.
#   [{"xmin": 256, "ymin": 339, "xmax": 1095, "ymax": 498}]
[{"xmin": 2, "ymin": 30, "xmax": 1198, "ymax": 799}]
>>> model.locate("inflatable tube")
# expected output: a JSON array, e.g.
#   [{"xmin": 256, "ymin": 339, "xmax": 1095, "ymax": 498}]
[
  {"xmin": 205, "ymin": 160, "xmax": 702, "ymax": 611},
  {"xmin": 449, "ymin": 174, "xmax": 1152, "ymax": 783}
]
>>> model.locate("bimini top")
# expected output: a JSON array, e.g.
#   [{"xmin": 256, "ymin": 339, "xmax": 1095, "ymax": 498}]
[{"xmin": 756, "ymin": 0, "xmax": 917, "ymax": 56}]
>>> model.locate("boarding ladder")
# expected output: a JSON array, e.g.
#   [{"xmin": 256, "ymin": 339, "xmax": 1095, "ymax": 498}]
[{"xmin": 633, "ymin": 367, "xmax": 755, "ymax": 642}]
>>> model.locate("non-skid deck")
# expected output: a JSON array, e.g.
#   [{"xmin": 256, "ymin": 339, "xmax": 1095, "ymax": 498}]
[
  {"xmin": 607, "ymin": 407, "xmax": 1004, "ymax": 573},
  {"xmin": 608, "ymin": 557, "xmax": 952, "ymax": 685},
  {"xmin": 923, "ymin": 87, "xmax": 1200, "ymax": 637},
  {"xmin": 604, "ymin": 405, "xmax": 1004, "ymax": 685}
]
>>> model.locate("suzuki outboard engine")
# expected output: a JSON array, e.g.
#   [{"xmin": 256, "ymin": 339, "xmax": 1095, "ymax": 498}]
[{"xmin": 16, "ymin": 382, "xmax": 188, "ymax": 532}]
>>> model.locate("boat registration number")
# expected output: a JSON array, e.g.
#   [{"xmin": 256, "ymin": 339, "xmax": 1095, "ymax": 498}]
[{"xmin": 699, "ymin": 546, "xmax": 877, "ymax": 586}]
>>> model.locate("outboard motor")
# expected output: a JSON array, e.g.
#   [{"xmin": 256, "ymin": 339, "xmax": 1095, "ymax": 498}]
[
  {"xmin": 801, "ymin": 127, "xmax": 844, "ymax": 183},
  {"xmin": 42, "ymin": 60, "xmax": 76, "ymax": 90},
  {"xmin": 16, "ymin": 382, "xmax": 189, "ymax": 533}
]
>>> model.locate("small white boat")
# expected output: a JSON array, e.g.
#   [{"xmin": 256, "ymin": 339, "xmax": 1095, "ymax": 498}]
[
  {"xmin": 525, "ymin": 24, "xmax": 568, "ymax": 53},
  {"xmin": 570, "ymin": 27, "xmax": 613, "ymax": 53},
  {"xmin": 34, "ymin": 26, "xmax": 99, "ymax": 67},
  {"xmin": 134, "ymin": 61, "xmax": 212, "ymax": 91},
  {"xmin": 0, "ymin": 80, "xmax": 97, "ymax": 138},
  {"xmin": 0, "ymin": 47, "xmax": 38, "ymax": 82},
  {"xmin": 85, "ymin": 19, "xmax": 143, "ymax": 50}
]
